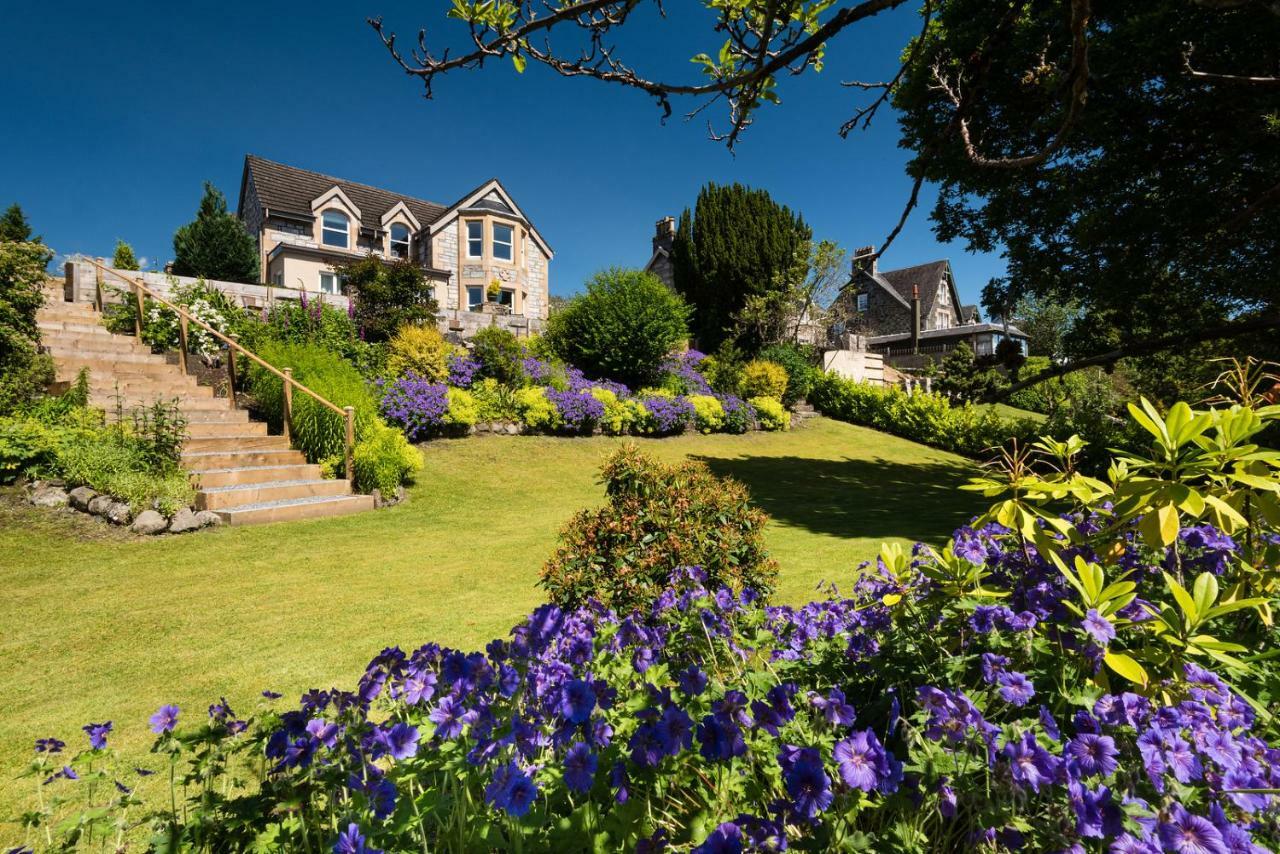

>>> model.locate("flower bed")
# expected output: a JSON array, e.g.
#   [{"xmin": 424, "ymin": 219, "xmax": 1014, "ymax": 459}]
[{"xmin": 19, "ymin": 395, "xmax": 1280, "ymax": 852}]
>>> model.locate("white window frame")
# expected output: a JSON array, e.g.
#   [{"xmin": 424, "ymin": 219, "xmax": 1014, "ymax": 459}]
[
  {"xmin": 492, "ymin": 222, "xmax": 514, "ymax": 262},
  {"xmin": 466, "ymin": 221, "xmax": 484, "ymax": 258},
  {"xmin": 321, "ymin": 209, "xmax": 350, "ymax": 249},
  {"xmin": 319, "ymin": 271, "xmax": 346, "ymax": 295},
  {"xmin": 466, "ymin": 285, "xmax": 485, "ymax": 310},
  {"xmin": 389, "ymin": 223, "xmax": 411, "ymax": 259},
  {"xmin": 856, "ymin": 293, "xmax": 869, "ymax": 312},
  {"xmin": 495, "ymin": 287, "xmax": 514, "ymax": 308}
]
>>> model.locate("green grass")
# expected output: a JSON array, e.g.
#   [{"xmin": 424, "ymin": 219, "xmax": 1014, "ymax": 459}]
[
  {"xmin": 0, "ymin": 417, "xmax": 982, "ymax": 830},
  {"xmin": 977, "ymin": 401, "xmax": 1047, "ymax": 423}
]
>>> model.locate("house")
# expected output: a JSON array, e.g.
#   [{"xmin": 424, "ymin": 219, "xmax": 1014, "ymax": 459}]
[
  {"xmin": 644, "ymin": 216, "xmax": 676, "ymax": 288},
  {"xmin": 835, "ymin": 245, "xmax": 1026, "ymax": 366},
  {"xmin": 236, "ymin": 155, "xmax": 553, "ymax": 336}
]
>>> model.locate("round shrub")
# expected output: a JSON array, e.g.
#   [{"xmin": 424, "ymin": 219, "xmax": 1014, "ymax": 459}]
[
  {"xmin": 546, "ymin": 388, "xmax": 604, "ymax": 434},
  {"xmin": 740, "ymin": 359, "xmax": 789, "ymax": 400},
  {"xmin": 750, "ymin": 395, "xmax": 789, "ymax": 431},
  {"xmin": 352, "ymin": 422, "xmax": 423, "ymax": 496},
  {"xmin": 758, "ymin": 343, "xmax": 819, "ymax": 406},
  {"xmin": 589, "ymin": 387, "xmax": 641, "ymax": 435},
  {"xmin": 445, "ymin": 387, "xmax": 478, "ymax": 428},
  {"xmin": 472, "ymin": 378, "xmax": 518, "ymax": 423},
  {"xmin": 514, "ymin": 386, "xmax": 560, "ymax": 432},
  {"xmin": 541, "ymin": 445, "xmax": 778, "ymax": 612},
  {"xmin": 386, "ymin": 324, "xmax": 457, "ymax": 382},
  {"xmin": 545, "ymin": 268, "xmax": 690, "ymax": 389},
  {"xmin": 471, "ymin": 326, "xmax": 524, "ymax": 386},
  {"xmin": 687, "ymin": 394, "xmax": 725, "ymax": 433}
]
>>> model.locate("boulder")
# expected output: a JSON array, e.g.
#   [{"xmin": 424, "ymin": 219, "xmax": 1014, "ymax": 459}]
[
  {"xmin": 105, "ymin": 501, "xmax": 133, "ymax": 526},
  {"xmin": 87, "ymin": 495, "xmax": 114, "ymax": 517},
  {"xmin": 69, "ymin": 486, "xmax": 98, "ymax": 512},
  {"xmin": 168, "ymin": 507, "xmax": 200, "ymax": 534},
  {"xmin": 193, "ymin": 510, "xmax": 222, "ymax": 528},
  {"xmin": 131, "ymin": 510, "xmax": 168, "ymax": 535},
  {"xmin": 29, "ymin": 486, "xmax": 69, "ymax": 508},
  {"xmin": 504, "ymin": 422, "xmax": 521, "ymax": 435}
]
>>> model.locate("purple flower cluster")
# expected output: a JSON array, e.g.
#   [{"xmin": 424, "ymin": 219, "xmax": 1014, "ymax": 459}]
[
  {"xmin": 521, "ymin": 356, "xmax": 553, "ymax": 385},
  {"xmin": 545, "ymin": 388, "xmax": 605, "ymax": 433},
  {"xmin": 447, "ymin": 354, "xmax": 480, "ymax": 389},
  {"xmin": 378, "ymin": 373, "xmax": 449, "ymax": 440},
  {"xmin": 662, "ymin": 350, "xmax": 713, "ymax": 395},
  {"xmin": 640, "ymin": 395, "xmax": 695, "ymax": 434}
]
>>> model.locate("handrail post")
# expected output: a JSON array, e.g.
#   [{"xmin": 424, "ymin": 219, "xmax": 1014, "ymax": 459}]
[
  {"xmin": 344, "ymin": 406, "xmax": 355, "ymax": 486},
  {"xmin": 177, "ymin": 315, "xmax": 189, "ymax": 375},
  {"xmin": 132, "ymin": 282, "xmax": 144, "ymax": 339},
  {"xmin": 226, "ymin": 334, "xmax": 239, "ymax": 409},
  {"xmin": 282, "ymin": 368, "xmax": 294, "ymax": 443},
  {"xmin": 94, "ymin": 271, "xmax": 103, "ymax": 312}
]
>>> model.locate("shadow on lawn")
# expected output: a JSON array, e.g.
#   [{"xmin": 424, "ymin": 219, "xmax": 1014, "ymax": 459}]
[{"xmin": 690, "ymin": 453, "xmax": 983, "ymax": 543}]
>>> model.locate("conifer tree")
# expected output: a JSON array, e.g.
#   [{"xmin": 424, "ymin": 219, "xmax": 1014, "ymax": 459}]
[{"xmin": 172, "ymin": 182, "xmax": 259, "ymax": 284}]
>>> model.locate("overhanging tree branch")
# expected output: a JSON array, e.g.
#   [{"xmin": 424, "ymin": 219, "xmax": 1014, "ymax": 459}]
[{"xmin": 992, "ymin": 313, "xmax": 1280, "ymax": 400}]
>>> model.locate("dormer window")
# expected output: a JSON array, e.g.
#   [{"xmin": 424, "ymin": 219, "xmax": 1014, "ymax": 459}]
[
  {"xmin": 322, "ymin": 210, "xmax": 350, "ymax": 249},
  {"xmin": 389, "ymin": 223, "xmax": 410, "ymax": 259},
  {"xmin": 493, "ymin": 223, "xmax": 514, "ymax": 262}
]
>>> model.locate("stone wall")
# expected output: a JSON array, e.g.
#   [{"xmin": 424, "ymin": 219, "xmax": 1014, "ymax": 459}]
[{"xmin": 835, "ymin": 275, "xmax": 912, "ymax": 338}]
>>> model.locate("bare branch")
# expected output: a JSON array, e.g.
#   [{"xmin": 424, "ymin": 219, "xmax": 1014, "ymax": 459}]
[
  {"xmin": 840, "ymin": 0, "xmax": 934, "ymax": 135},
  {"xmin": 1182, "ymin": 44, "xmax": 1280, "ymax": 85},
  {"xmin": 993, "ymin": 313, "xmax": 1280, "ymax": 400}
]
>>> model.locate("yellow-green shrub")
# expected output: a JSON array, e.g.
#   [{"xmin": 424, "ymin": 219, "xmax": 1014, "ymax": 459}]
[
  {"xmin": 750, "ymin": 396, "xmax": 790, "ymax": 431},
  {"xmin": 687, "ymin": 394, "xmax": 725, "ymax": 433},
  {"xmin": 445, "ymin": 387, "xmax": 479, "ymax": 427},
  {"xmin": 353, "ymin": 422, "xmax": 423, "ymax": 495},
  {"xmin": 514, "ymin": 387, "xmax": 561, "ymax": 432},
  {"xmin": 472, "ymin": 378, "xmax": 518, "ymax": 423},
  {"xmin": 740, "ymin": 360, "xmax": 789, "ymax": 400},
  {"xmin": 386, "ymin": 324, "xmax": 457, "ymax": 382},
  {"xmin": 591, "ymin": 387, "xmax": 641, "ymax": 435}
]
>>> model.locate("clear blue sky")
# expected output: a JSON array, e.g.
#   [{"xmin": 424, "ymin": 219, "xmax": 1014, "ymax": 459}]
[{"xmin": 0, "ymin": 1, "xmax": 1004, "ymax": 307}]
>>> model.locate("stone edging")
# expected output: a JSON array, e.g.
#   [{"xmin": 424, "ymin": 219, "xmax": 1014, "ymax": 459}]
[{"xmin": 26, "ymin": 481, "xmax": 220, "ymax": 535}]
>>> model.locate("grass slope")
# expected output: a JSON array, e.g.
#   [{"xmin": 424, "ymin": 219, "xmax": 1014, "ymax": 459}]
[{"xmin": 0, "ymin": 417, "xmax": 982, "ymax": 828}]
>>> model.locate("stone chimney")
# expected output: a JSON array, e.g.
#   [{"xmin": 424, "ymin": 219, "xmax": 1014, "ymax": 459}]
[
  {"xmin": 653, "ymin": 216, "xmax": 676, "ymax": 256},
  {"xmin": 851, "ymin": 245, "xmax": 877, "ymax": 276},
  {"xmin": 910, "ymin": 284, "xmax": 921, "ymax": 354}
]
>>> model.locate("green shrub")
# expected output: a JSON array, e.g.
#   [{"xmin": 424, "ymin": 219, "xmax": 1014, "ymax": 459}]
[
  {"xmin": 758, "ymin": 343, "xmax": 819, "ymax": 406},
  {"xmin": 545, "ymin": 268, "xmax": 690, "ymax": 388},
  {"xmin": 700, "ymin": 341, "xmax": 748, "ymax": 395},
  {"xmin": 687, "ymin": 394, "xmax": 725, "ymax": 433},
  {"xmin": 58, "ymin": 428, "xmax": 194, "ymax": 514},
  {"xmin": 338, "ymin": 256, "xmax": 438, "ymax": 343},
  {"xmin": 445, "ymin": 387, "xmax": 479, "ymax": 427},
  {"xmin": 749, "ymin": 396, "xmax": 789, "ymax": 431},
  {"xmin": 0, "ymin": 241, "xmax": 55, "ymax": 413},
  {"xmin": 540, "ymin": 445, "xmax": 778, "ymax": 612},
  {"xmin": 590, "ymin": 387, "xmax": 640, "ymax": 435},
  {"xmin": 248, "ymin": 341, "xmax": 378, "ymax": 464},
  {"xmin": 386, "ymin": 324, "xmax": 457, "ymax": 382},
  {"xmin": 240, "ymin": 296, "xmax": 366, "ymax": 364},
  {"xmin": 0, "ymin": 345, "xmax": 54, "ymax": 415},
  {"xmin": 739, "ymin": 359, "xmax": 788, "ymax": 400},
  {"xmin": 513, "ymin": 386, "xmax": 560, "ymax": 432},
  {"xmin": 352, "ymin": 423, "xmax": 423, "ymax": 496},
  {"xmin": 472, "ymin": 378, "xmax": 518, "ymax": 422},
  {"xmin": 471, "ymin": 326, "xmax": 524, "ymax": 386}
]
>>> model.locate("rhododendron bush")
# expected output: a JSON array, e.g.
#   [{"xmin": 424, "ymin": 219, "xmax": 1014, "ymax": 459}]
[{"xmin": 16, "ymin": 381, "xmax": 1280, "ymax": 852}]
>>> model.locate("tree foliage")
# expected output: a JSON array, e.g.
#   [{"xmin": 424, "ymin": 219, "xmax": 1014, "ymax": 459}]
[
  {"xmin": 336, "ymin": 255, "xmax": 438, "ymax": 344},
  {"xmin": 671, "ymin": 182, "xmax": 810, "ymax": 351},
  {"xmin": 171, "ymin": 182, "xmax": 259, "ymax": 284},
  {"xmin": 0, "ymin": 241, "xmax": 56, "ymax": 412},
  {"xmin": 0, "ymin": 203, "xmax": 37, "ymax": 244},
  {"xmin": 546, "ymin": 268, "xmax": 690, "ymax": 388},
  {"xmin": 112, "ymin": 239, "xmax": 140, "ymax": 271}
]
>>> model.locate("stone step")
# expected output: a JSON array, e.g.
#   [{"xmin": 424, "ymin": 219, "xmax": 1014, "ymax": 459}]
[
  {"xmin": 196, "ymin": 478, "xmax": 351, "ymax": 511},
  {"xmin": 41, "ymin": 334, "xmax": 153, "ymax": 354},
  {"xmin": 183, "ymin": 434, "xmax": 291, "ymax": 453},
  {"xmin": 56, "ymin": 357, "xmax": 179, "ymax": 377},
  {"xmin": 166, "ymin": 407, "xmax": 250, "ymax": 424},
  {"xmin": 93, "ymin": 394, "xmax": 234, "ymax": 413},
  {"xmin": 181, "ymin": 448, "xmax": 308, "ymax": 470},
  {"xmin": 37, "ymin": 320, "xmax": 115, "ymax": 336},
  {"xmin": 86, "ymin": 378, "xmax": 208, "ymax": 395},
  {"xmin": 186, "ymin": 420, "xmax": 269, "ymax": 438},
  {"xmin": 52, "ymin": 349, "xmax": 169, "ymax": 365},
  {"xmin": 214, "ymin": 493, "xmax": 375, "ymax": 526},
  {"xmin": 191, "ymin": 463, "xmax": 322, "ymax": 489}
]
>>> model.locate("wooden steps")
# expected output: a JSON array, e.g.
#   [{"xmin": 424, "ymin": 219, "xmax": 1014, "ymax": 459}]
[{"xmin": 37, "ymin": 286, "xmax": 375, "ymax": 526}]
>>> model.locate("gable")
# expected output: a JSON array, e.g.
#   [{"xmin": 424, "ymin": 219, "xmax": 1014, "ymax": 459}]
[{"xmin": 429, "ymin": 178, "xmax": 554, "ymax": 258}]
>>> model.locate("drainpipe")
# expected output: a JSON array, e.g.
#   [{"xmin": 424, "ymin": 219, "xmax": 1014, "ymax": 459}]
[{"xmin": 910, "ymin": 285, "xmax": 921, "ymax": 355}]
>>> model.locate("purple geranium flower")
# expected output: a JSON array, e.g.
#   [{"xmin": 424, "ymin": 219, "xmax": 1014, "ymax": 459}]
[
  {"xmin": 1082, "ymin": 609, "xmax": 1116, "ymax": 645},
  {"xmin": 558, "ymin": 679, "xmax": 597, "ymax": 724},
  {"xmin": 333, "ymin": 822, "xmax": 382, "ymax": 854},
  {"xmin": 997, "ymin": 671, "xmax": 1035, "ymax": 706},
  {"xmin": 1157, "ymin": 804, "xmax": 1228, "ymax": 854},
  {"xmin": 149, "ymin": 705, "xmax": 180, "ymax": 735},
  {"xmin": 562, "ymin": 741, "xmax": 597, "ymax": 793},
  {"xmin": 1066, "ymin": 733, "xmax": 1118, "ymax": 778},
  {"xmin": 83, "ymin": 721, "xmax": 112, "ymax": 750},
  {"xmin": 779, "ymin": 746, "xmax": 833, "ymax": 820}
]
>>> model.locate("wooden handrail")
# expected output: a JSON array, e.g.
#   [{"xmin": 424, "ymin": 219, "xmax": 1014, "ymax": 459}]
[{"xmin": 84, "ymin": 259, "xmax": 357, "ymax": 482}]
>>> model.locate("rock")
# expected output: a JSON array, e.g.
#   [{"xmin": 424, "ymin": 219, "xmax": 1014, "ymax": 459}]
[
  {"xmin": 193, "ymin": 510, "xmax": 222, "ymax": 528},
  {"xmin": 131, "ymin": 510, "xmax": 168, "ymax": 535},
  {"xmin": 87, "ymin": 495, "xmax": 114, "ymax": 516},
  {"xmin": 29, "ymin": 486, "xmax": 69, "ymax": 508},
  {"xmin": 105, "ymin": 501, "xmax": 133, "ymax": 526},
  {"xmin": 371, "ymin": 488, "xmax": 384, "ymax": 508},
  {"xmin": 167, "ymin": 507, "xmax": 200, "ymax": 534},
  {"xmin": 504, "ymin": 422, "xmax": 521, "ymax": 435},
  {"xmin": 69, "ymin": 486, "xmax": 98, "ymax": 512}
]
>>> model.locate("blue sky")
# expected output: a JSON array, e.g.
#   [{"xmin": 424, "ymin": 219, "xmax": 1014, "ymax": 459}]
[{"xmin": 0, "ymin": 1, "xmax": 1004, "ymax": 307}]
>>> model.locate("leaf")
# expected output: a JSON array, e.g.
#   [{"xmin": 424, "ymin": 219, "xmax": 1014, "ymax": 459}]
[
  {"xmin": 511, "ymin": 52, "xmax": 527, "ymax": 73},
  {"xmin": 1139, "ymin": 504, "xmax": 1180, "ymax": 549},
  {"xmin": 1164, "ymin": 572, "xmax": 1199, "ymax": 624},
  {"xmin": 881, "ymin": 593, "xmax": 902, "ymax": 607},
  {"xmin": 1104, "ymin": 651, "xmax": 1149, "ymax": 687}
]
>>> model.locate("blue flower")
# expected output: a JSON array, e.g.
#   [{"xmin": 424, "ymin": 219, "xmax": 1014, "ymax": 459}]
[
  {"xmin": 1157, "ymin": 804, "xmax": 1227, "ymax": 854},
  {"xmin": 697, "ymin": 713, "xmax": 747, "ymax": 761},
  {"xmin": 149, "ymin": 705, "xmax": 180, "ymax": 735},
  {"xmin": 486, "ymin": 761, "xmax": 538, "ymax": 817},
  {"xmin": 562, "ymin": 741, "xmax": 597, "ymax": 793},
  {"xmin": 333, "ymin": 822, "xmax": 382, "ymax": 854},
  {"xmin": 380, "ymin": 722, "xmax": 419, "ymax": 761},
  {"xmin": 1081, "ymin": 609, "xmax": 1116, "ymax": 645},
  {"xmin": 810, "ymin": 687, "xmax": 856, "ymax": 726},
  {"xmin": 997, "ymin": 671, "xmax": 1035, "ymax": 706},
  {"xmin": 558, "ymin": 679, "xmax": 597, "ymax": 725},
  {"xmin": 1065, "ymin": 733, "xmax": 1118, "ymax": 778},
  {"xmin": 82, "ymin": 721, "xmax": 112, "ymax": 750},
  {"xmin": 693, "ymin": 822, "xmax": 743, "ymax": 854},
  {"xmin": 778, "ymin": 745, "xmax": 832, "ymax": 820},
  {"xmin": 677, "ymin": 666, "xmax": 708, "ymax": 697}
]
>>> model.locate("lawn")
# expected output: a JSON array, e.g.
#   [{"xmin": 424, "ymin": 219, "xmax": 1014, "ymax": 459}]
[{"xmin": 0, "ymin": 417, "xmax": 983, "ymax": 827}]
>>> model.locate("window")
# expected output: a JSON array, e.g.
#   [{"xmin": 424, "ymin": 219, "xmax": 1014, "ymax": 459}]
[
  {"xmin": 272, "ymin": 271, "xmax": 284, "ymax": 287},
  {"xmin": 466, "ymin": 221, "xmax": 484, "ymax": 258},
  {"xmin": 466, "ymin": 286, "xmax": 485, "ymax": 310},
  {"xmin": 389, "ymin": 223, "xmax": 410, "ymax": 259},
  {"xmin": 496, "ymin": 288, "xmax": 514, "ymax": 308},
  {"xmin": 321, "ymin": 210, "xmax": 349, "ymax": 249},
  {"xmin": 492, "ymin": 223, "xmax": 514, "ymax": 262},
  {"xmin": 856, "ymin": 293, "xmax": 869, "ymax": 312},
  {"xmin": 319, "ymin": 272, "xmax": 346, "ymax": 295}
]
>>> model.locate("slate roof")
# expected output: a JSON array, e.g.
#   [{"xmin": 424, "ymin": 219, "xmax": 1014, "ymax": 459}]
[
  {"xmin": 876, "ymin": 260, "xmax": 951, "ymax": 319},
  {"xmin": 960, "ymin": 304, "xmax": 980, "ymax": 324},
  {"xmin": 240, "ymin": 155, "xmax": 447, "ymax": 229}
]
